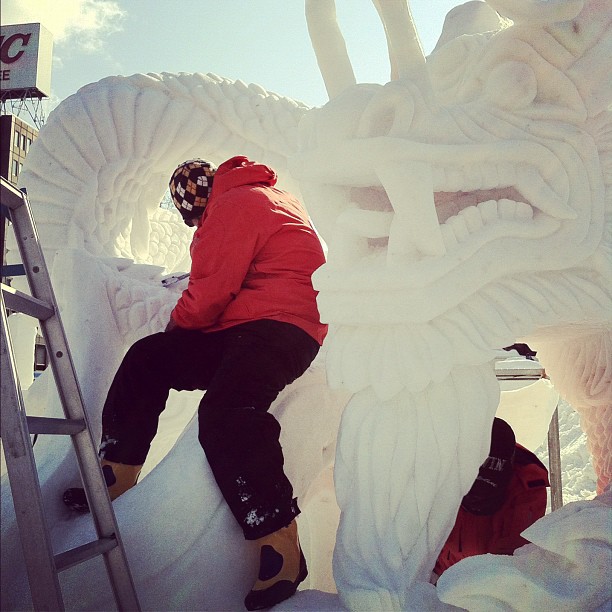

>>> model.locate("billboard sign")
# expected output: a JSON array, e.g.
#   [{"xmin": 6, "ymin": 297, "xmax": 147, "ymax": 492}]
[{"xmin": 0, "ymin": 23, "xmax": 53, "ymax": 99}]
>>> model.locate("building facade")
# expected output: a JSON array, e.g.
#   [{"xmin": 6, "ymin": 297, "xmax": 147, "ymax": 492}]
[
  {"xmin": 0, "ymin": 113, "xmax": 38, "ymax": 184},
  {"xmin": 1, "ymin": 113, "xmax": 47, "ymax": 373}
]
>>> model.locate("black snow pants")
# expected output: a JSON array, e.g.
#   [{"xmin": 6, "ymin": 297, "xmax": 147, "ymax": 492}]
[{"xmin": 99, "ymin": 319, "xmax": 320, "ymax": 540}]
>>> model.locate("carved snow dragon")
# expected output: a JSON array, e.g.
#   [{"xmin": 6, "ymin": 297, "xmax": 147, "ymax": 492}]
[
  {"xmin": 1, "ymin": 0, "xmax": 610, "ymax": 610},
  {"xmin": 297, "ymin": 0, "xmax": 611, "ymax": 608}
]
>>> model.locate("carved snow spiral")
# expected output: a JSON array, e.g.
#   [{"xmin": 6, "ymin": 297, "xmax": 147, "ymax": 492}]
[{"xmin": 11, "ymin": 71, "xmax": 308, "ymax": 276}]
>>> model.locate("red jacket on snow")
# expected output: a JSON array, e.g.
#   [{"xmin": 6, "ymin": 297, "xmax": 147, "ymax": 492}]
[
  {"xmin": 171, "ymin": 156, "xmax": 328, "ymax": 345},
  {"xmin": 434, "ymin": 445, "xmax": 549, "ymax": 578}
]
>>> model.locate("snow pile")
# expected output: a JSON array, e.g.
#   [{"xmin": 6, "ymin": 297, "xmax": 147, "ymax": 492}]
[
  {"xmin": 536, "ymin": 399, "xmax": 598, "ymax": 506},
  {"xmin": 437, "ymin": 488, "xmax": 612, "ymax": 611}
]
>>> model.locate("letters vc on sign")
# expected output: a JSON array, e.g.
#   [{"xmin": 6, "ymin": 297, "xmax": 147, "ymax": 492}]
[
  {"xmin": 0, "ymin": 33, "xmax": 32, "ymax": 81},
  {"xmin": 0, "ymin": 23, "xmax": 53, "ymax": 96}
]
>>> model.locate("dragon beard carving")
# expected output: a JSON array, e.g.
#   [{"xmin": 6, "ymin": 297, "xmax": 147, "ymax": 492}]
[
  {"xmin": 1, "ymin": 0, "xmax": 610, "ymax": 610},
  {"xmin": 296, "ymin": 0, "xmax": 611, "ymax": 608}
]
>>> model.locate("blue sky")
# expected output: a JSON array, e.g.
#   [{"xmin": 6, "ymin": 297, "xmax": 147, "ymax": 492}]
[{"xmin": 3, "ymin": 0, "xmax": 465, "ymax": 109}]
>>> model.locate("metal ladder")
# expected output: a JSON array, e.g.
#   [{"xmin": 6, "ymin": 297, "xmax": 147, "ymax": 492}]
[
  {"xmin": 0, "ymin": 176, "xmax": 141, "ymax": 611},
  {"xmin": 495, "ymin": 360, "xmax": 564, "ymax": 511}
]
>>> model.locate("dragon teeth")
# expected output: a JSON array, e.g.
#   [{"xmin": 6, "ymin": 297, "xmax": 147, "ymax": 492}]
[
  {"xmin": 477, "ymin": 199, "xmax": 498, "ymax": 223},
  {"xmin": 515, "ymin": 201, "xmax": 533, "ymax": 220},
  {"xmin": 498, "ymin": 198, "xmax": 517, "ymax": 219},
  {"xmin": 330, "ymin": 160, "xmax": 551, "ymax": 258},
  {"xmin": 446, "ymin": 215, "xmax": 470, "ymax": 242},
  {"xmin": 458, "ymin": 205, "xmax": 484, "ymax": 232},
  {"xmin": 439, "ymin": 197, "xmax": 539, "ymax": 250},
  {"xmin": 480, "ymin": 164, "xmax": 499, "ymax": 190},
  {"xmin": 516, "ymin": 166, "xmax": 576, "ymax": 219},
  {"xmin": 440, "ymin": 224, "xmax": 459, "ymax": 249}
]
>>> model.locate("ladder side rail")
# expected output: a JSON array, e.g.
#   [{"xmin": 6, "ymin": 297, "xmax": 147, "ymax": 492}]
[
  {"xmin": 1, "ymin": 297, "xmax": 65, "ymax": 611},
  {"xmin": 1, "ymin": 182, "xmax": 61, "ymax": 332},
  {"xmin": 4, "ymin": 191, "xmax": 93, "ymax": 427},
  {"xmin": 548, "ymin": 404, "xmax": 564, "ymax": 511},
  {"xmin": 495, "ymin": 364, "xmax": 563, "ymax": 510},
  {"xmin": 4, "ymin": 187, "xmax": 125, "ymax": 538},
  {"xmin": 103, "ymin": 545, "xmax": 143, "ymax": 611},
  {"xmin": 3, "ymin": 182, "xmax": 142, "ymax": 610}
]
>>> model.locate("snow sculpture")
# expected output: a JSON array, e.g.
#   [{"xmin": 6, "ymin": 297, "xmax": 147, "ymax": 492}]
[
  {"xmin": 1, "ymin": 251, "xmax": 348, "ymax": 610},
  {"xmin": 296, "ymin": 0, "xmax": 611, "ymax": 608},
  {"xmin": 437, "ymin": 487, "xmax": 612, "ymax": 611},
  {"xmin": 1, "ymin": 0, "xmax": 610, "ymax": 610},
  {"xmin": 1, "ymin": 72, "xmax": 349, "ymax": 611},
  {"xmin": 303, "ymin": 0, "xmax": 611, "ymax": 608}
]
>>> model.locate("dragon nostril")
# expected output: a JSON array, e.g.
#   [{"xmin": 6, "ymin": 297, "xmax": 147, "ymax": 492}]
[
  {"xmin": 484, "ymin": 62, "xmax": 537, "ymax": 109},
  {"xmin": 357, "ymin": 82, "xmax": 415, "ymax": 138}
]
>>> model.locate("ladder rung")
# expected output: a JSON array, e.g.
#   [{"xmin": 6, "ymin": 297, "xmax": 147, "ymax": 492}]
[
  {"xmin": 1, "ymin": 263, "xmax": 26, "ymax": 277},
  {"xmin": 496, "ymin": 374, "xmax": 543, "ymax": 380},
  {"xmin": 0, "ymin": 179, "xmax": 26, "ymax": 210},
  {"xmin": 54, "ymin": 536, "xmax": 119, "ymax": 572},
  {"xmin": 26, "ymin": 416, "xmax": 86, "ymax": 436},
  {"xmin": 2, "ymin": 283, "xmax": 55, "ymax": 320},
  {"xmin": 495, "ymin": 364, "xmax": 545, "ymax": 380}
]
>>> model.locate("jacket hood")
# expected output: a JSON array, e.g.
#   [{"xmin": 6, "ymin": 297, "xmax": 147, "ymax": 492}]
[{"xmin": 211, "ymin": 156, "xmax": 277, "ymax": 197}]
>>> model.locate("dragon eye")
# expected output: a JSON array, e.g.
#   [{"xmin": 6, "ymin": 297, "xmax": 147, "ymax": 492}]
[{"xmin": 484, "ymin": 61, "xmax": 537, "ymax": 109}]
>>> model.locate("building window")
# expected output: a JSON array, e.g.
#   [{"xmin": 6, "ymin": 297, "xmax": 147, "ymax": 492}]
[
  {"xmin": 34, "ymin": 336, "xmax": 48, "ymax": 371},
  {"xmin": 26, "ymin": 137, "xmax": 32, "ymax": 152},
  {"xmin": 12, "ymin": 159, "xmax": 19, "ymax": 177},
  {"xmin": 21, "ymin": 134, "xmax": 27, "ymax": 150},
  {"xmin": 14, "ymin": 130, "xmax": 20, "ymax": 149}
]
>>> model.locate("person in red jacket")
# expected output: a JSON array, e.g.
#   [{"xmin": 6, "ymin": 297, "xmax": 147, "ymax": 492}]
[
  {"xmin": 64, "ymin": 156, "xmax": 328, "ymax": 610},
  {"xmin": 432, "ymin": 418, "xmax": 549, "ymax": 583}
]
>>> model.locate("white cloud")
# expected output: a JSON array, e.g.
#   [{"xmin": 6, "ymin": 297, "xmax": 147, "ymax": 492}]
[{"xmin": 1, "ymin": 0, "xmax": 125, "ymax": 52}]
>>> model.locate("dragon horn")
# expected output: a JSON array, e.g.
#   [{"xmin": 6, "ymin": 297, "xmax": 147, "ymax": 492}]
[
  {"xmin": 305, "ymin": 0, "xmax": 356, "ymax": 100},
  {"xmin": 371, "ymin": 0, "xmax": 429, "ymax": 86}
]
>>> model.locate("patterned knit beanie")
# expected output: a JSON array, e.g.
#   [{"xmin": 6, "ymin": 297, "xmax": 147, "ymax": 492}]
[{"xmin": 169, "ymin": 159, "xmax": 217, "ymax": 224}]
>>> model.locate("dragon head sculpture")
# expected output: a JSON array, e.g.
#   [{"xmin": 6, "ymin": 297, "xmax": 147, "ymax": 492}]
[
  {"xmin": 290, "ymin": 1, "xmax": 611, "ymax": 608},
  {"xmin": 294, "ymin": 0, "xmax": 610, "ymax": 350}
]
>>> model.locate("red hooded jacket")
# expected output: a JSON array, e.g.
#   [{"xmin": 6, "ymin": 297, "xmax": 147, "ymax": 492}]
[
  {"xmin": 171, "ymin": 156, "xmax": 327, "ymax": 344},
  {"xmin": 434, "ymin": 445, "xmax": 549, "ymax": 578}
]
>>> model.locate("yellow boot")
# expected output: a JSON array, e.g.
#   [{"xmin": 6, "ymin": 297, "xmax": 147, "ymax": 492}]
[
  {"xmin": 100, "ymin": 459, "xmax": 143, "ymax": 501},
  {"xmin": 63, "ymin": 460, "xmax": 142, "ymax": 512},
  {"xmin": 244, "ymin": 520, "xmax": 308, "ymax": 610}
]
